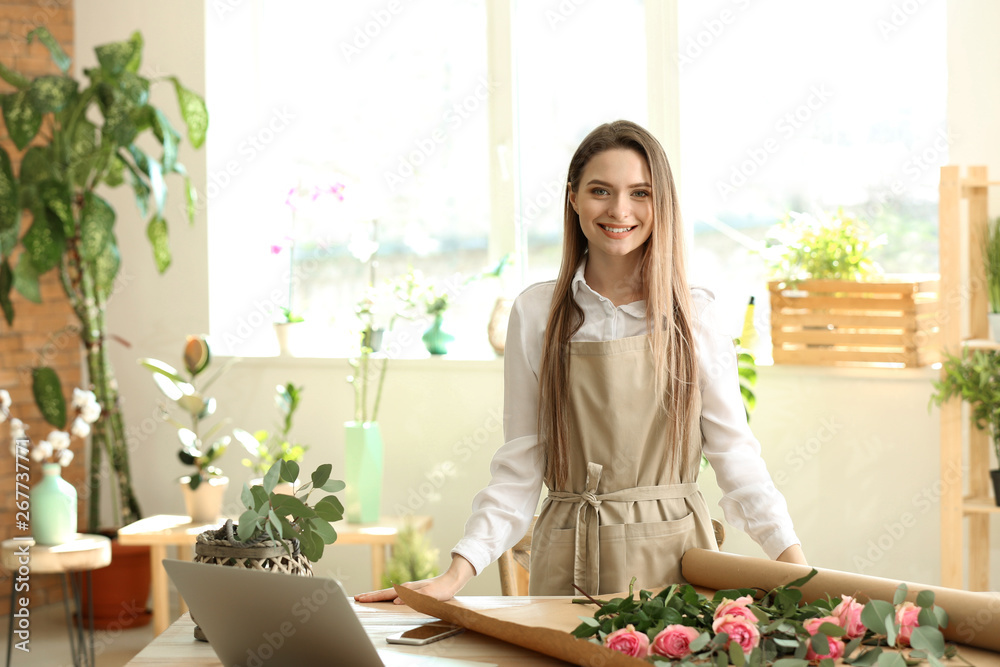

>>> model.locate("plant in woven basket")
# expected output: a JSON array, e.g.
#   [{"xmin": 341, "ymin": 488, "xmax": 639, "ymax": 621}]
[{"xmin": 235, "ymin": 459, "xmax": 346, "ymax": 562}]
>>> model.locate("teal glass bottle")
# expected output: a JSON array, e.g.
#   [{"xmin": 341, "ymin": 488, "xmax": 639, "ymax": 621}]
[
  {"xmin": 31, "ymin": 463, "xmax": 78, "ymax": 545},
  {"xmin": 344, "ymin": 422, "xmax": 383, "ymax": 523}
]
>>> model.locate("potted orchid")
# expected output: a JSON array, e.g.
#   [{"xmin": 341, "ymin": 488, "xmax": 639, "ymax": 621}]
[{"xmin": 1, "ymin": 386, "xmax": 102, "ymax": 545}]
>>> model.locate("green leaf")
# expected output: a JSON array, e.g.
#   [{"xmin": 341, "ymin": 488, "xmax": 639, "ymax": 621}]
[
  {"xmin": 92, "ymin": 233, "xmax": 121, "ymax": 301},
  {"xmin": 320, "ymin": 479, "xmax": 346, "ymax": 493},
  {"xmin": 0, "ymin": 258, "xmax": 13, "ymax": 324},
  {"xmin": 876, "ymin": 652, "xmax": 906, "ymax": 667},
  {"xmin": 22, "ymin": 213, "xmax": 65, "ymax": 273},
  {"xmin": 27, "ymin": 27, "xmax": 71, "ymax": 73},
  {"xmin": 104, "ymin": 154, "xmax": 126, "ymax": 187},
  {"xmin": 270, "ymin": 494, "xmax": 314, "ymax": 519},
  {"xmin": 236, "ymin": 510, "xmax": 258, "ymax": 541},
  {"xmin": 122, "ymin": 151, "xmax": 151, "ymax": 216},
  {"xmin": 0, "ymin": 60, "xmax": 30, "ymax": 90},
  {"xmin": 170, "ymin": 76, "xmax": 208, "ymax": 148},
  {"xmin": 124, "ymin": 32, "xmax": 143, "ymax": 73},
  {"xmin": 885, "ymin": 613, "xmax": 897, "ymax": 648},
  {"xmin": 279, "ymin": 459, "xmax": 299, "ymax": 483},
  {"xmin": 240, "ymin": 482, "xmax": 253, "ymax": 509},
  {"xmin": 818, "ymin": 622, "xmax": 845, "ymax": 637},
  {"xmin": 915, "ymin": 590, "xmax": 935, "ymax": 609},
  {"xmin": 145, "ymin": 216, "xmax": 170, "ymax": 273},
  {"xmin": 861, "ymin": 600, "xmax": 894, "ymax": 635},
  {"xmin": 152, "ymin": 107, "xmax": 180, "ymax": 173},
  {"xmin": 263, "ymin": 461, "xmax": 280, "ymax": 494},
  {"xmin": 250, "ymin": 485, "xmax": 268, "ymax": 511},
  {"xmin": 730, "ymin": 642, "xmax": 746, "ymax": 667},
  {"xmin": 847, "ymin": 648, "xmax": 883, "ymax": 667},
  {"xmin": 28, "ymin": 76, "xmax": 77, "ymax": 113},
  {"xmin": 2, "ymin": 91, "xmax": 41, "ymax": 150},
  {"xmin": 95, "ymin": 36, "xmax": 139, "ymax": 75},
  {"xmin": 300, "ymin": 527, "xmax": 324, "ymax": 562},
  {"xmin": 79, "ymin": 192, "xmax": 115, "ymax": 261},
  {"xmin": 783, "ymin": 568, "xmax": 819, "ymax": 589},
  {"xmin": 309, "ymin": 516, "xmax": 337, "ymax": 544},
  {"xmin": 183, "ymin": 173, "xmax": 197, "ymax": 223},
  {"xmin": 0, "ymin": 146, "xmax": 21, "ymax": 237},
  {"xmin": 65, "ymin": 120, "xmax": 100, "ymax": 190},
  {"xmin": 32, "ymin": 366, "xmax": 66, "ymax": 428},
  {"xmin": 38, "ymin": 179, "xmax": 74, "ymax": 235},
  {"xmin": 188, "ymin": 473, "xmax": 201, "ymax": 490},
  {"xmin": 12, "ymin": 254, "xmax": 40, "ymax": 303},
  {"xmin": 909, "ymin": 627, "xmax": 945, "ymax": 658},
  {"xmin": 233, "ymin": 428, "xmax": 261, "ymax": 457},
  {"xmin": 811, "ymin": 634, "xmax": 830, "ymax": 655},
  {"xmin": 933, "ymin": 605, "xmax": 948, "ymax": 629},
  {"xmin": 690, "ymin": 632, "xmax": 711, "ymax": 653},
  {"xmin": 311, "ymin": 463, "xmax": 332, "ymax": 489},
  {"xmin": 117, "ymin": 71, "xmax": 149, "ymax": 106},
  {"xmin": 315, "ymin": 496, "xmax": 344, "ymax": 522},
  {"xmin": 18, "ymin": 146, "xmax": 54, "ymax": 188},
  {"xmin": 893, "ymin": 584, "xmax": 907, "ymax": 606}
]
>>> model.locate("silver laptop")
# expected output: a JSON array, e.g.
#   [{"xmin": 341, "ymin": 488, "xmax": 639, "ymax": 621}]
[{"xmin": 163, "ymin": 559, "xmax": 495, "ymax": 667}]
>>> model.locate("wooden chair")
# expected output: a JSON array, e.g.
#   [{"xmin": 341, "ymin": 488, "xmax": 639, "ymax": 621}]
[{"xmin": 497, "ymin": 517, "xmax": 726, "ymax": 596}]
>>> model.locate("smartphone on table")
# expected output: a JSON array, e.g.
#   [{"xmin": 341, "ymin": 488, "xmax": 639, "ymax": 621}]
[{"xmin": 385, "ymin": 621, "xmax": 465, "ymax": 646}]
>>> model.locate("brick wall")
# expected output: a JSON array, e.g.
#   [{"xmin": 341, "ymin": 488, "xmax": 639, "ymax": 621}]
[{"xmin": 0, "ymin": 0, "xmax": 80, "ymax": 610}]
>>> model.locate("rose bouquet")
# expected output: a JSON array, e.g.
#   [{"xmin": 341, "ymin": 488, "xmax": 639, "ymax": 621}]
[{"xmin": 572, "ymin": 571, "xmax": 961, "ymax": 666}]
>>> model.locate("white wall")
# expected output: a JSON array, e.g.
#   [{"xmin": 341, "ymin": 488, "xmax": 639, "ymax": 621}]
[{"xmin": 73, "ymin": 0, "xmax": 1000, "ymax": 602}]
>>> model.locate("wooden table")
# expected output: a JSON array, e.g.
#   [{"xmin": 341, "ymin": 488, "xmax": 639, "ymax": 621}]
[
  {"xmin": 125, "ymin": 597, "xmax": 569, "ymax": 666},
  {"xmin": 118, "ymin": 514, "xmax": 433, "ymax": 636}
]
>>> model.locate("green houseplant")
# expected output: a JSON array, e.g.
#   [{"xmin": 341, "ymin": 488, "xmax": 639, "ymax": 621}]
[
  {"xmin": 139, "ymin": 335, "xmax": 237, "ymax": 522},
  {"xmin": 930, "ymin": 348, "xmax": 1000, "ymax": 505},
  {"xmin": 983, "ymin": 217, "xmax": 1000, "ymax": 342},
  {"xmin": 0, "ymin": 29, "xmax": 207, "ymax": 530},
  {"xmin": 763, "ymin": 209, "xmax": 884, "ymax": 284}
]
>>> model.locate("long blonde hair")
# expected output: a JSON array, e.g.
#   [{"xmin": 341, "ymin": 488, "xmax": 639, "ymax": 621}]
[{"xmin": 537, "ymin": 120, "xmax": 699, "ymax": 488}]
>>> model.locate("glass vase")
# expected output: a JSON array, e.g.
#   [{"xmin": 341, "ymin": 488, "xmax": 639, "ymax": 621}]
[
  {"xmin": 31, "ymin": 463, "xmax": 78, "ymax": 545},
  {"xmin": 344, "ymin": 421, "xmax": 383, "ymax": 523},
  {"xmin": 422, "ymin": 313, "xmax": 454, "ymax": 356}
]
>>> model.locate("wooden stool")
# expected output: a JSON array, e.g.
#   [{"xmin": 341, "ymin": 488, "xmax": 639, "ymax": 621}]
[{"xmin": 1, "ymin": 534, "xmax": 111, "ymax": 667}]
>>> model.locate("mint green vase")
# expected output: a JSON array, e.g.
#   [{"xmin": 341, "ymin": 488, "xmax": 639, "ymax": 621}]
[
  {"xmin": 31, "ymin": 463, "xmax": 77, "ymax": 545},
  {"xmin": 422, "ymin": 314, "xmax": 454, "ymax": 355},
  {"xmin": 344, "ymin": 422, "xmax": 383, "ymax": 523}
]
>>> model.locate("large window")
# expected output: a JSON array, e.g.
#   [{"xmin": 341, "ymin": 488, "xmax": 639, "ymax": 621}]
[
  {"xmin": 679, "ymin": 0, "xmax": 947, "ymax": 354},
  {"xmin": 207, "ymin": 1, "xmax": 946, "ymax": 360}
]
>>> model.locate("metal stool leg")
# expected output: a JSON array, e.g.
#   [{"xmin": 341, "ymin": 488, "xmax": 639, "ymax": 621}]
[
  {"xmin": 6, "ymin": 577, "xmax": 15, "ymax": 667},
  {"xmin": 69, "ymin": 572, "xmax": 94, "ymax": 667},
  {"xmin": 86, "ymin": 571, "xmax": 95, "ymax": 667},
  {"xmin": 60, "ymin": 574, "xmax": 80, "ymax": 667}
]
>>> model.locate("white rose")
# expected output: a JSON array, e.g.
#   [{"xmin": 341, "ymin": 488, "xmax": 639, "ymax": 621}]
[
  {"xmin": 30, "ymin": 444, "xmax": 47, "ymax": 461},
  {"xmin": 9, "ymin": 418, "xmax": 26, "ymax": 439},
  {"xmin": 70, "ymin": 417, "xmax": 91, "ymax": 439},
  {"xmin": 48, "ymin": 430, "xmax": 71, "ymax": 452},
  {"xmin": 80, "ymin": 401, "xmax": 102, "ymax": 424},
  {"xmin": 58, "ymin": 449, "xmax": 74, "ymax": 467},
  {"xmin": 72, "ymin": 388, "xmax": 96, "ymax": 409}
]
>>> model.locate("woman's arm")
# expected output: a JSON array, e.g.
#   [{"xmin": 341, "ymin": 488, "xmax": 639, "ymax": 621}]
[
  {"xmin": 354, "ymin": 554, "xmax": 476, "ymax": 604},
  {"xmin": 776, "ymin": 544, "xmax": 808, "ymax": 565}
]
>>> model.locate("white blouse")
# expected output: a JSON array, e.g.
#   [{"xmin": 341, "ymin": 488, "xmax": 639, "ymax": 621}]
[{"xmin": 451, "ymin": 264, "xmax": 800, "ymax": 576}]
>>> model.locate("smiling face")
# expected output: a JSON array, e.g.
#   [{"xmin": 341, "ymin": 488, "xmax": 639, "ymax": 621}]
[{"xmin": 569, "ymin": 148, "xmax": 654, "ymax": 264}]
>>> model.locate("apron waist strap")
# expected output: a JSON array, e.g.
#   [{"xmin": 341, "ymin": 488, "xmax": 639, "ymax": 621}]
[{"xmin": 542, "ymin": 462, "xmax": 699, "ymax": 595}]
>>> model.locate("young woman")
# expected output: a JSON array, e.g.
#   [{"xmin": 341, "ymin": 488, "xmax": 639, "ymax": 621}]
[{"xmin": 356, "ymin": 120, "xmax": 806, "ymax": 603}]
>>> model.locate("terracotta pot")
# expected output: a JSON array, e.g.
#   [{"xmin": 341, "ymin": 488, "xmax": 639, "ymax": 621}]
[{"xmin": 80, "ymin": 535, "xmax": 152, "ymax": 629}]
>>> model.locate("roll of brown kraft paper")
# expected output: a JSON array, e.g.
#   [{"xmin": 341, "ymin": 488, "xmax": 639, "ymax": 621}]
[{"xmin": 681, "ymin": 549, "xmax": 1000, "ymax": 653}]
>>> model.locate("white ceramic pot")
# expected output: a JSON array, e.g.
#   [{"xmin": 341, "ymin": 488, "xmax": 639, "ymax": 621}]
[
  {"xmin": 989, "ymin": 313, "xmax": 1000, "ymax": 343},
  {"xmin": 273, "ymin": 322, "xmax": 302, "ymax": 356},
  {"xmin": 180, "ymin": 476, "xmax": 229, "ymax": 524}
]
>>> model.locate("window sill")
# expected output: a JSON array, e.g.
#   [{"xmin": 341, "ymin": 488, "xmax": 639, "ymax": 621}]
[{"xmin": 220, "ymin": 353, "xmax": 505, "ymax": 373}]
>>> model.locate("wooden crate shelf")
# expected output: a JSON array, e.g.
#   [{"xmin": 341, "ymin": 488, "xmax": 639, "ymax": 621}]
[{"xmin": 769, "ymin": 278, "xmax": 940, "ymax": 367}]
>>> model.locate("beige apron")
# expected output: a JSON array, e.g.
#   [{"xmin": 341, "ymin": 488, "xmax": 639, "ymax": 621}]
[{"xmin": 529, "ymin": 334, "xmax": 719, "ymax": 596}]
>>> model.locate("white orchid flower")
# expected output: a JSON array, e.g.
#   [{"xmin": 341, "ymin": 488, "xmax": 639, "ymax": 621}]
[{"xmin": 70, "ymin": 417, "xmax": 91, "ymax": 439}]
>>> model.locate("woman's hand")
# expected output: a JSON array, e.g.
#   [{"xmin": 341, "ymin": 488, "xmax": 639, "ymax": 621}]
[
  {"xmin": 776, "ymin": 544, "xmax": 808, "ymax": 566},
  {"xmin": 353, "ymin": 554, "xmax": 476, "ymax": 605}
]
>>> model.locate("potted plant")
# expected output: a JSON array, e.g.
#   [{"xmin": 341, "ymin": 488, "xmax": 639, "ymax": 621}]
[
  {"xmin": 344, "ymin": 273, "xmax": 420, "ymax": 523},
  {"xmin": 983, "ymin": 217, "xmax": 1000, "ymax": 343},
  {"xmin": 139, "ymin": 335, "xmax": 239, "ymax": 523},
  {"xmin": 0, "ymin": 28, "xmax": 208, "ymax": 531},
  {"xmin": 236, "ymin": 382, "xmax": 308, "ymax": 495},
  {"xmin": 930, "ymin": 349, "xmax": 1000, "ymax": 505},
  {"xmin": 273, "ymin": 307, "xmax": 305, "ymax": 356},
  {"xmin": 764, "ymin": 210, "xmax": 938, "ymax": 367},
  {"xmin": 380, "ymin": 521, "xmax": 440, "ymax": 588}
]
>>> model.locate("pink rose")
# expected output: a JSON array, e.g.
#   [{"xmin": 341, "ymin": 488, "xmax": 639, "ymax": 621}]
[
  {"xmin": 806, "ymin": 638, "xmax": 846, "ymax": 661},
  {"xmin": 896, "ymin": 601, "xmax": 921, "ymax": 647},
  {"xmin": 831, "ymin": 595, "xmax": 866, "ymax": 639},
  {"xmin": 712, "ymin": 614, "xmax": 761, "ymax": 653},
  {"xmin": 651, "ymin": 625, "xmax": 700, "ymax": 659},
  {"xmin": 604, "ymin": 624, "xmax": 650, "ymax": 658},
  {"xmin": 714, "ymin": 595, "xmax": 758, "ymax": 624}
]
